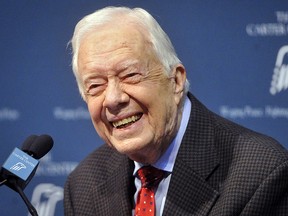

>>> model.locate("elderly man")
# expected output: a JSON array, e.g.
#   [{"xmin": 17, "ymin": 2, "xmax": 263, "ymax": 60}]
[{"xmin": 64, "ymin": 6, "xmax": 288, "ymax": 216}]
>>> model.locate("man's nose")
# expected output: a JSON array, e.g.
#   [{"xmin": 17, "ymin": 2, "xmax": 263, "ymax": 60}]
[{"xmin": 103, "ymin": 80, "xmax": 129, "ymax": 111}]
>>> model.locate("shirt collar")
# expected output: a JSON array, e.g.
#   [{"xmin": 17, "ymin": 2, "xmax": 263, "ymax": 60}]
[{"xmin": 134, "ymin": 96, "xmax": 192, "ymax": 175}]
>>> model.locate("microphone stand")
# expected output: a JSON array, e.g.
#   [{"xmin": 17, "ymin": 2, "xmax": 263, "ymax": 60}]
[
  {"xmin": 10, "ymin": 178, "xmax": 38, "ymax": 216},
  {"xmin": 0, "ymin": 178, "xmax": 7, "ymax": 186}
]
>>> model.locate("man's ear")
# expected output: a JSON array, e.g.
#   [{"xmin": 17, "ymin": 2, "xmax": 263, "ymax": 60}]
[{"xmin": 172, "ymin": 64, "xmax": 186, "ymax": 105}]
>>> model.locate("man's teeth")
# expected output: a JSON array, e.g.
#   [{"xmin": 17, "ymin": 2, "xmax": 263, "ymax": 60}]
[{"xmin": 112, "ymin": 115, "xmax": 141, "ymax": 128}]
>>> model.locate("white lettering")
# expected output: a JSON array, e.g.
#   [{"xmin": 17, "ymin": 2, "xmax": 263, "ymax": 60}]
[
  {"xmin": 220, "ymin": 105, "xmax": 288, "ymax": 119},
  {"xmin": 36, "ymin": 162, "xmax": 78, "ymax": 176},
  {"xmin": 275, "ymin": 11, "xmax": 288, "ymax": 23},
  {"xmin": 23, "ymin": 159, "xmax": 36, "ymax": 168},
  {"xmin": 13, "ymin": 152, "xmax": 23, "ymax": 161},
  {"xmin": 219, "ymin": 106, "xmax": 264, "ymax": 119},
  {"xmin": 0, "ymin": 108, "xmax": 20, "ymax": 120},
  {"xmin": 265, "ymin": 106, "xmax": 288, "ymax": 119},
  {"xmin": 53, "ymin": 107, "xmax": 90, "ymax": 120},
  {"xmin": 246, "ymin": 23, "xmax": 287, "ymax": 36}
]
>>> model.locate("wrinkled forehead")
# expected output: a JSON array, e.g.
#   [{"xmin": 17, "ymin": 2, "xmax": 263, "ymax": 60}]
[{"xmin": 77, "ymin": 23, "xmax": 158, "ymax": 71}]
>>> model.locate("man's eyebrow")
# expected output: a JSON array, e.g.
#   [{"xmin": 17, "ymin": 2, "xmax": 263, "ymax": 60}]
[
  {"xmin": 115, "ymin": 59, "xmax": 140, "ymax": 71},
  {"xmin": 82, "ymin": 73, "xmax": 106, "ymax": 86},
  {"xmin": 81, "ymin": 59, "xmax": 141, "ymax": 83}
]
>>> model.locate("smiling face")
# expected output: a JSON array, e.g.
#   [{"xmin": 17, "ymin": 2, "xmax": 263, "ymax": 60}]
[{"xmin": 77, "ymin": 22, "xmax": 186, "ymax": 164}]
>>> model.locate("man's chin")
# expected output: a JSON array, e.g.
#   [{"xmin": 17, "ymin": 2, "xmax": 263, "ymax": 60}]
[{"xmin": 119, "ymin": 146, "xmax": 160, "ymax": 164}]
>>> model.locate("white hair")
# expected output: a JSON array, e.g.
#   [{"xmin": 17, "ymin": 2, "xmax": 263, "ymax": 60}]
[{"xmin": 70, "ymin": 6, "xmax": 190, "ymax": 98}]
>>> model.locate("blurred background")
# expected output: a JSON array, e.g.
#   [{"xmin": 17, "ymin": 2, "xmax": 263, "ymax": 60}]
[{"xmin": 0, "ymin": 1, "xmax": 287, "ymax": 215}]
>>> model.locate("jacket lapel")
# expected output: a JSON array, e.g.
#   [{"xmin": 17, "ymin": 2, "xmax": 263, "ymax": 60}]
[
  {"xmin": 163, "ymin": 160, "xmax": 219, "ymax": 215},
  {"xmin": 92, "ymin": 155, "xmax": 135, "ymax": 215},
  {"xmin": 163, "ymin": 94, "xmax": 220, "ymax": 215}
]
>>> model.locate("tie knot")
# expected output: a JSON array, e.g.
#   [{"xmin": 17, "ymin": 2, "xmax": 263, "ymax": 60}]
[{"xmin": 137, "ymin": 166, "xmax": 165, "ymax": 189}]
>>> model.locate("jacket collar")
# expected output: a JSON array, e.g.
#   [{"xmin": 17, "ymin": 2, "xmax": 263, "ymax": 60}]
[{"xmin": 163, "ymin": 93, "xmax": 220, "ymax": 215}]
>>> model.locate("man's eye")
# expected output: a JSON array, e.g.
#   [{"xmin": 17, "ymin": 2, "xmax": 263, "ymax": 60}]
[
  {"xmin": 122, "ymin": 73, "xmax": 142, "ymax": 83},
  {"xmin": 90, "ymin": 83, "xmax": 101, "ymax": 89},
  {"xmin": 126, "ymin": 73, "xmax": 138, "ymax": 77},
  {"xmin": 86, "ymin": 83, "xmax": 106, "ymax": 96}
]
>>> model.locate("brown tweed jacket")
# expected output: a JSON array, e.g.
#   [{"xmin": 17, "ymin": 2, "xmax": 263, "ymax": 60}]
[{"xmin": 64, "ymin": 93, "xmax": 288, "ymax": 215}]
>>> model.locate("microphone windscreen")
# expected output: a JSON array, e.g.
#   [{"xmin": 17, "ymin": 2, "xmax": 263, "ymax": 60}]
[
  {"xmin": 21, "ymin": 135, "xmax": 39, "ymax": 152},
  {"xmin": 29, "ymin": 134, "xmax": 54, "ymax": 159}
]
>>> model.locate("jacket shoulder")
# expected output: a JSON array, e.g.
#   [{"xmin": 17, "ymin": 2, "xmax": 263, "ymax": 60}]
[{"xmin": 66, "ymin": 144, "xmax": 124, "ymax": 185}]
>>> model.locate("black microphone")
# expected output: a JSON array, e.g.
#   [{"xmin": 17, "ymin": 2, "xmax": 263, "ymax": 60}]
[
  {"xmin": 25, "ymin": 134, "xmax": 54, "ymax": 159},
  {"xmin": 21, "ymin": 135, "xmax": 38, "ymax": 154},
  {"xmin": 0, "ymin": 134, "xmax": 54, "ymax": 216}
]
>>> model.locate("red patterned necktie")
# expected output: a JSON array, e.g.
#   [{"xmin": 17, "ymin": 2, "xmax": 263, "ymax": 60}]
[{"xmin": 135, "ymin": 165, "xmax": 165, "ymax": 216}]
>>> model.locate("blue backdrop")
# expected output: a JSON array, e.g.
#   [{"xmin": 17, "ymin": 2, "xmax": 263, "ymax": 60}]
[{"xmin": 0, "ymin": 1, "xmax": 287, "ymax": 215}]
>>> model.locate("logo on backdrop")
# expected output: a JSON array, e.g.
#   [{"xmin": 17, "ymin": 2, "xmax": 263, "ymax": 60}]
[
  {"xmin": 220, "ymin": 11, "xmax": 288, "ymax": 120},
  {"xmin": 246, "ymin": 11, "xmax": 288, "ymax": 96},
  {"xmin": 30, "ymin": 183, "xmax": 63, "ymax": 216},
  {"xmin": 29, "ymin": 154, "xmax": 77, "ymax": 215},
  {"xmin": 270, "ymin": 45, "xmax": 288, "ymax": 95},
  {"xmin": 10, "ymin": 162, "xmax": 26, "ymax": 171}
]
